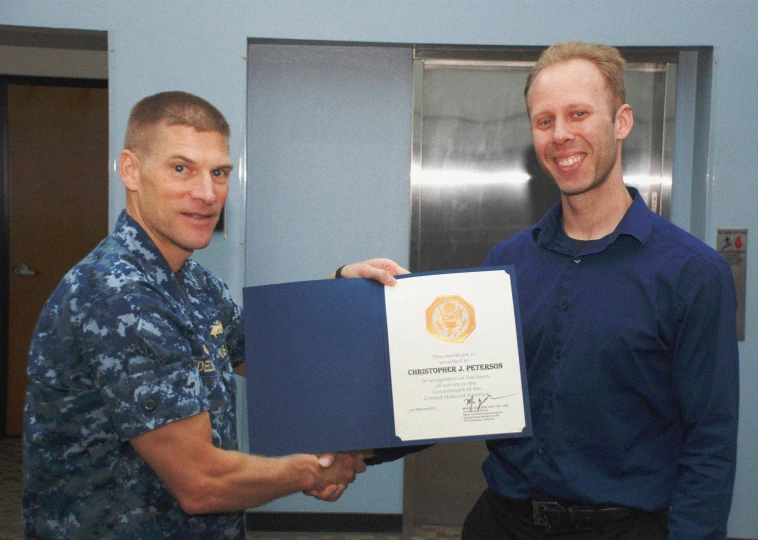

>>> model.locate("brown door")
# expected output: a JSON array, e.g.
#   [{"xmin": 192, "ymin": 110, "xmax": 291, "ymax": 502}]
[{"xmin": 4, "ymin": 82, "xmax": 108, "ymax": 435}]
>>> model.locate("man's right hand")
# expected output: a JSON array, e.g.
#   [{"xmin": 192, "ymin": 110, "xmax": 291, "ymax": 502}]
[{"xmin": 303, "ymin": 451, "xmax": 371, "ymax": 501}]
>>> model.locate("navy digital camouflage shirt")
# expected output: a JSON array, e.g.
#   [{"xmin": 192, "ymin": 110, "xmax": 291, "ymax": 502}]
[{"xmin": 23, "ymin": 210, "xmax": 246, "ymax": 539}]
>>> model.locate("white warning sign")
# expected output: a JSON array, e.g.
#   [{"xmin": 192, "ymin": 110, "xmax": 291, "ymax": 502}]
[{"xmin": 717, "ymin": 228, "xmax": 747, "ymax": 341}]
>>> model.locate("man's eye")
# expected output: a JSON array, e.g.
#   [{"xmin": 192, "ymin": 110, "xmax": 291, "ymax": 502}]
[
  {"xmin": 211, "ymin": 169, "xmax": 231, "ymax": 180},
  {"xmin": 574, "ymin": 111, "xmax": 586, "ymax": 118},
  {"xmin": 174, "ymin": 165, "xmax": 186, "ymax": 173}
]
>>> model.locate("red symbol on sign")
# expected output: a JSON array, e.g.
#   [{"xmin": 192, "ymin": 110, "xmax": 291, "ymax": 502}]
[{"xmin": 735, "ymin": 235, "xmax": 743, "ymax": 250}]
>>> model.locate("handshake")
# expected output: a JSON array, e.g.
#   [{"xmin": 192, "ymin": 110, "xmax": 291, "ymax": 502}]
[{"xmin": 304, "ymin": 450, "xmax": 376, "ymax": 502}]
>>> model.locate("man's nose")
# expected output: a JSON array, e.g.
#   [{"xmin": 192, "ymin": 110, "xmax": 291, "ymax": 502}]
[
  {"xmin": 552, "ymin": 118, "xmax": 574, "ymax": 144},
  {"xmin": 191, "ymin": 174, "xmax": 217, "ymax": 204}
]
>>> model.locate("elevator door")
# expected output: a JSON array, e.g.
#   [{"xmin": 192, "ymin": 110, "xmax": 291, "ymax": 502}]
[
  {"xmin": 405, "ymin": 52, "xmax": 677, "ymax": 527},
  {"xmin": 411, "ymin": 57, "xmax": 676, "ymax": 273}
]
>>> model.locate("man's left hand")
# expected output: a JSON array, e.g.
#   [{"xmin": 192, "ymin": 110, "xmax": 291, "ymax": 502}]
[{"xmin": 332, "ymin": 258, "xmax": 409, "ymax": 286}]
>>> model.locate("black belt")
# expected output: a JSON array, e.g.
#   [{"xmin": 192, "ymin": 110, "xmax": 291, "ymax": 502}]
[{"xmin": 498, "ymin": 496, "xmax": 640, "ymax": 529}]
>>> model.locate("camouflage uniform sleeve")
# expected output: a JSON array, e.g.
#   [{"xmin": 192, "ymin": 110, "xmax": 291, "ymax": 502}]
[{"xmin": 78, "ymin": 288, "xmax": 208, "ymax": 441}]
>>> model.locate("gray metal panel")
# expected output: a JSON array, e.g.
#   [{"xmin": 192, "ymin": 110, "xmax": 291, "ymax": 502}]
[
  {"xmin": 623, "ymin": 64, "xmax": 676, "ymax": 216},
  {"xmin": 671, "ymin": 48, "xmax": 713, "ymax": 242},
  {"xmin": 670, "ymin": 51, "xmax": 699, "ymax": 231},
  {"xmin": 410, "ymin": 60, "xmax": 558, "ymax": 271},
  {"xmin": 246, "ymin": 43, "xmax": 413, "ymax": 287}
]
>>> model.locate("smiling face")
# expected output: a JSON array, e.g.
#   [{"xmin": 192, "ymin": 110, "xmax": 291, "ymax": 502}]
[
  {"xmin": 120, "ymin": 123, "xmax": 233, "ymax": 271},
  {"xmin": 527, "ymin": 58, "xmax": 632, "ymax": 199}
]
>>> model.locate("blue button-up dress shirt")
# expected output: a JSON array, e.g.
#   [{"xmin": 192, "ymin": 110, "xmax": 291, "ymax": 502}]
[{"xmin": 482, "ymin": 188, "xmax": 739, "ymax": 538}]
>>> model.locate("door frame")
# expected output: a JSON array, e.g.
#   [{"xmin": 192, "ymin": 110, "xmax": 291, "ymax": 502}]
[{"xmin": 0, "ymin": 75, "xmax": 108, "ymax": 436}]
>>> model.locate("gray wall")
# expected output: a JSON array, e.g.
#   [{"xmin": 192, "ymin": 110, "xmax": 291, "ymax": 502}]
[{"xmin": 2, "ymin": 1, "xmax": 756, "ymax": 535}]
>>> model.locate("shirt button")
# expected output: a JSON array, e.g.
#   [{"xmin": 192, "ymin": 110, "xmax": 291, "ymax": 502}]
[
  {"xmin": 539, "ymin": 448, "xmax": 547, "ymax": 455},
  {"xmin": 560, "ymin": 301, "xmax": 568, "ymax": 311},
  {"xmin": 554, "ymin": 350, "xmax": 561, "ymax": 360},
  {"xmin": 142, "ymin": 399, "xmax": 157, "ymax": 412},
  {"xmin": 547, "ymin": 399, "xmax": 554, "ymax": 409}
]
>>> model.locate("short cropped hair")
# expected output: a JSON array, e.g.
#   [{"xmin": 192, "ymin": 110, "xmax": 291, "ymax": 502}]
[
  {"xmin": 124, "ymin": 91, "xmax": 230, "ymax": 152},
  {"xmin": 525, "ymin": 41, "xmax": 627, "ymax": 115}
]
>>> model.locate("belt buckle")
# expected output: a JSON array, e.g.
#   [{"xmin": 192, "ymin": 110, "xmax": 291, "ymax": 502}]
[{"xmin": 532, "ymin": 500, "xmax": 566, "ymax": 527}]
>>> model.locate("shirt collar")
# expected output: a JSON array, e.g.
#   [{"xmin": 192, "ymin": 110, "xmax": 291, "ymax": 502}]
[
  {"xmin": 112, "ymin": 210, "xmax": 185, "ymax": 283},
  {"xmin": 533, "ymin": 186, "xmax": 652, "ymax": 253}
]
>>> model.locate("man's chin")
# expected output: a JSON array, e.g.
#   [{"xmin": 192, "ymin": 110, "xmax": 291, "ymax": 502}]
[
  {"xmin": 554, "ymin": 175, "xmax": 609, "ymax": 198},
  {"xmin": 178, "ymin": 236, "xmax": 214, "ymax": 254}
]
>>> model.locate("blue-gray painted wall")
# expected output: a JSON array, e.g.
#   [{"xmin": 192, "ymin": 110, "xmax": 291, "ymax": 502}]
[{"xmin": 2, "ymin": 1, "xmax": 756, "ymax": 536}]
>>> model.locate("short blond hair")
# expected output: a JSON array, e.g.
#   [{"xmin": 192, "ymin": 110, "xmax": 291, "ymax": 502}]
[
  {"xmin": 124, "ymin": 91, "xmax": 230, "ymax": 153},
  {"xmin": 525, "ymin": 41, "xmax": 627, "ymax": 114}
]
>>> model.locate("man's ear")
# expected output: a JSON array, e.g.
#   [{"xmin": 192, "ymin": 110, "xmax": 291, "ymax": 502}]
[
  {"xmin": 615, "ymin": 104, "xmax": 634, "ymax": 141},
  {"xmin": 119, "ymin": 149, "xmax": 140, "ymax": 192}
]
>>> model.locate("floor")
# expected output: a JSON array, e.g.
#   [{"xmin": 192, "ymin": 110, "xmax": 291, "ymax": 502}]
[
  {"xmin": 0, "ymin": 437, "xmax": 460, "ymax": 539},
  {"xmin": 246, "ymin": 527, "xmax": 461, "ymax": 540}
]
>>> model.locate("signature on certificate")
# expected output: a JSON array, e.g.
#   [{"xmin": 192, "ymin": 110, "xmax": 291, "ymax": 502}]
[{"xmin": 464, "ymin": 393, "xmax": 516, "ymax": 412}]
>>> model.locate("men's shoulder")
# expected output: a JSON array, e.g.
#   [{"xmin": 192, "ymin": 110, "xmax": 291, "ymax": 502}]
[
  {"xmin": 646, "ymin": 214, "xmax": 734, "ymax": 297},
  {"xmin": 42, "ymin": 235, "xmax": 169, "ymax": 328},
  {"xmin": 65, "ymin": 237, "xmax": 153, "ymax": 298},
  {"xmin": 649, "ymin": 213, "xmax": 726, "ymax": 266},
  {"xmin": 485, "ymin": 227, "xmax": 538, "ymax": 266}
]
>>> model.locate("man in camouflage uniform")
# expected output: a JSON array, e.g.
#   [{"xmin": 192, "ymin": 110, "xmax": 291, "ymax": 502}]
[{"xmin": 23, "ymin": 91, "xmax": 377, "ymax": 538}]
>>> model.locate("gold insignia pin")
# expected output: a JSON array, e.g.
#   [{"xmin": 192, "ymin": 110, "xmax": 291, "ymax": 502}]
[
  {"xmin": 210, "ymin": 320, "xmax": 224, "ymax": 337},
  {"xmin": 425, "ymin": 295, "xmax": 476, "ymax": 343}
]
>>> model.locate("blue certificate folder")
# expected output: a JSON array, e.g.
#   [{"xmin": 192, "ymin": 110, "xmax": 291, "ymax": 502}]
[{"xmin": 243, "ymin": 266, "xmax": 531, "ymax": 456}]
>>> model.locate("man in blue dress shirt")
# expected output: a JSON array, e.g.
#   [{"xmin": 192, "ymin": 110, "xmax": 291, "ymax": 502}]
[{"xmin": 347, "ymin": 41, "xmax": 739, "ymax": 539}]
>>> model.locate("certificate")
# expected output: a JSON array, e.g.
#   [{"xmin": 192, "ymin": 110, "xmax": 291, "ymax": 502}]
[
  {"xmin": 243, "ymin": 266, "xmax": 531, "ymax": 456},
  {"xmin": 385, "ymin": 271, "xmax": 526, "ymax": 441}
]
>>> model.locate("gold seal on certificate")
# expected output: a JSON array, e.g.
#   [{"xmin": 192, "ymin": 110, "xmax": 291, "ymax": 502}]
[{"xmin": 425, "ymin": 295, "xmax": 476, "ymax": 343}]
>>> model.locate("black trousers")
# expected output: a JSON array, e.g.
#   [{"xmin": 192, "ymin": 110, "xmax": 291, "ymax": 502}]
[{"xmin": 462, "ymin": 489, "xmax": 669, "ymax": 540}]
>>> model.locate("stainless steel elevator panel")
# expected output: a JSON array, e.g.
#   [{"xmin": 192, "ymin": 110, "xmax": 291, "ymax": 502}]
[{"xmin": 410, "ymin": 54, "xmax": 676, "ymax": 272}]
